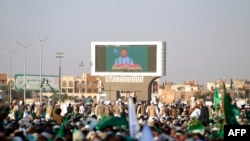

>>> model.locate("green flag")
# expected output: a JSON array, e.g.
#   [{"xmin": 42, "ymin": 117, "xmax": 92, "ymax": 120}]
[
  {"xmin": 214, "ymin": 87, "xmax": 220, "ymax": 112},
  {"xmin": 222, "ymin": 83, "xmax": 239, "ymax": 125},
  {"xmin": 246, "ymin": 111, "xmax": 250, "ymax": 120},
  {"xmin": 232, "ymin": 104, "xmax": 240, "ymax": 117},
  {"xmin": 96, "ymin": 116, "xmax": 128, "ymax": 131},
  {"xmin": 56, "ymin": 114, "xmax": 71, "ymax": 138},
  {"xmin": 218, "ymin": 121, "xmax": 224, "ymax": 138},
  {"xmin": 188, "ymin": 118, "xmax": 205, "ymax": 135}
]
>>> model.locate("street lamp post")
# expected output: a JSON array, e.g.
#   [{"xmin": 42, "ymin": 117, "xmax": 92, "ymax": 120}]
[
  {"xmin": 8, "ymin": 50, "xmax": 15, "ymax": 103},
  {"xmin": 56, "ymin": 52, "xmax": 64, "ymax": 105},
  {"xmin": 79, "ymin": 62, "xmax": 84, "ymax": 97},
  {"xmin": 16, "ymin": 42, "xmax": 31, "ymax": 104},
  {"xmin": 37, "ymin": 36, "xmax": 49, "ymax": 104}
]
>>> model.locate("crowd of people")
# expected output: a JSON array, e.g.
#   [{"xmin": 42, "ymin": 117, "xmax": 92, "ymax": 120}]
[{"xmin": 0, "ymin": 95, "xmax": 249, "ymax": 141}]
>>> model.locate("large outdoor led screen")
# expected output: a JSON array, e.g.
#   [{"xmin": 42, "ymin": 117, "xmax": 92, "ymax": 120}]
[{"xmin": 91, "ymin": 41, "xmax": 166, "ymax": 76}]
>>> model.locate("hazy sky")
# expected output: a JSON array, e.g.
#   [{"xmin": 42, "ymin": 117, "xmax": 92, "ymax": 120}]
[{"xmin": 0, "ymin": 0, "xmax": 249, "ymax": 85}]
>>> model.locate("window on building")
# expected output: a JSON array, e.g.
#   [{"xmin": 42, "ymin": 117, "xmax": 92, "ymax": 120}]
[
  {"xmin": 75, "ymin": 81, "xmax": 79, "ymax": 88},
  {"xmin": 68, "ymin": 88, "xmax": 73, "ymax": 93},
  {"xmin": 62, "ymin": 81, "xmax": 67, "ymax": 87},
  {"xmin": 94, "ymin": 81, "xmax": 99, "ymax": 87},
  {"xmin": 94, "ymin": 88, "xmax": 98, "ymax": 93},
  {"xmin": 88, "ymin": 81, "xmax": 92, "ymax": 87},
  {"xmin": 87, "ymin": 89, "xmax": 92, "ymax": 93},
  {"xmin": 81, "ymin": 81, "xmax": 85, "ymax": 88},
  {"xmin": 69, "ymin": 81, "xmax": 73, "ymax": 87},
  {"xmin": 75, "ymin": 81, "xmax": 79, "ymax": 92},
  {"xmin": 62, "ymin": 88, "xmax": 66, "ymax": 93},
  {"xmin": 181, "ymin": 94, "xmax": 185, "ymax": 99}
]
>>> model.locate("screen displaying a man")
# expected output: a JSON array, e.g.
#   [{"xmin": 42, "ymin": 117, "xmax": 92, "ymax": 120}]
[
  {"xmin": 112, "ymin": 48, "xmax": 142, "ymax": 72},
  {"xmin": 114, "ymin": 48, "xmax": 134, "ymax": 65}
]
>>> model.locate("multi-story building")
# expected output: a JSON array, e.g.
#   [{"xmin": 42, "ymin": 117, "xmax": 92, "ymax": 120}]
[
  {"xmin": 0, "ymin": 73, "xmax": 101, "ymax": 98},
  {"xmin": 0, "ymin": 74, "xmax": 8, "ymax": 86},
  {"xmin": 61, "ymin": 73, "xmax": 102, "ymax": 96},
  {"xmin": 98, "ymin": 76, "xmax": 160, "ymax": 101},
  {"xmin": 160, "ymin": 80, "xmax": 200, "ymax": 104},
  {"xmin": 0, "ymin": 73, "xmax": 15, "ymax": 88}
]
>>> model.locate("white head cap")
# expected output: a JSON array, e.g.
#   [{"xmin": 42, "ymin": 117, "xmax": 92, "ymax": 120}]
[
  {"xmin": 41, "ymin": 132, "xmax": 53, "ymax": 140},
  {"xmin": 99, "ymin": 99, "xmax": 104, "ymax": 103},
  {"xmin": 19, "ymin": 100, "xmax": 23, "ymax": 105}
]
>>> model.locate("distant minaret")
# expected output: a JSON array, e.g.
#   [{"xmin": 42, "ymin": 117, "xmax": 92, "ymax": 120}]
[
  {"xmin": 230, "ymin": 78, "xmax": 233, "ymax": 89},
  {"xmin": 223, "ymin": 76, "xmax": 226, "ymax": 83}
]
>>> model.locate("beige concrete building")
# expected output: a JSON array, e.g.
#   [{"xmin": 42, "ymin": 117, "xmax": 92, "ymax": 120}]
[
  {"xmin": 0, "ymin": 74, "xmax": 8, "ymax": 86},
  {"xmin": 50, "ymin": 73, "xmax": 102, "ymax": 97},
  {"xmin": 160, "ymin": 84, "xmax": 197, "ymax": 104},
  {"xmin": 0, "ymin": 74, "xmax": 15, "ymax": 90},
  {"xmin": 98, "ymin": 76, "xmax": 160, "ymax": 101}
]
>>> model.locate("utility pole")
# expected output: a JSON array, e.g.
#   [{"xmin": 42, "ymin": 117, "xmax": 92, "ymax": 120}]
[
  {"xmin": 8, "ymin": 49, "xmax": 15, "ymax": 103},
  {"xmin": 37, "ymin": 36, "xmax": 49, "ymax": 104},
  {"xmin": 16, "ymin": 42, "xmax": 31, "ymax": 104},
  {"xmin": 56, "ymin": 52, "xmax": 64, "ymax": 105},
  {"xmin": 79, "ymin": 61, "xmax": 84, "ymax": 97}
]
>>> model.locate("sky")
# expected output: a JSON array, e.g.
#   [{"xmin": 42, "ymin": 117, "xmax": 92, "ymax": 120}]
[{"xmin": 0, "ymin": 0, "xmax": 249, "ymax": 85}]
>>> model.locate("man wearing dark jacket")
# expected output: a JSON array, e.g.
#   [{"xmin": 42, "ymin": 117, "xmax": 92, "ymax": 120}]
[{"xmin": 199, "ymin": 100, "xmax": 209, "ymax": 127}]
